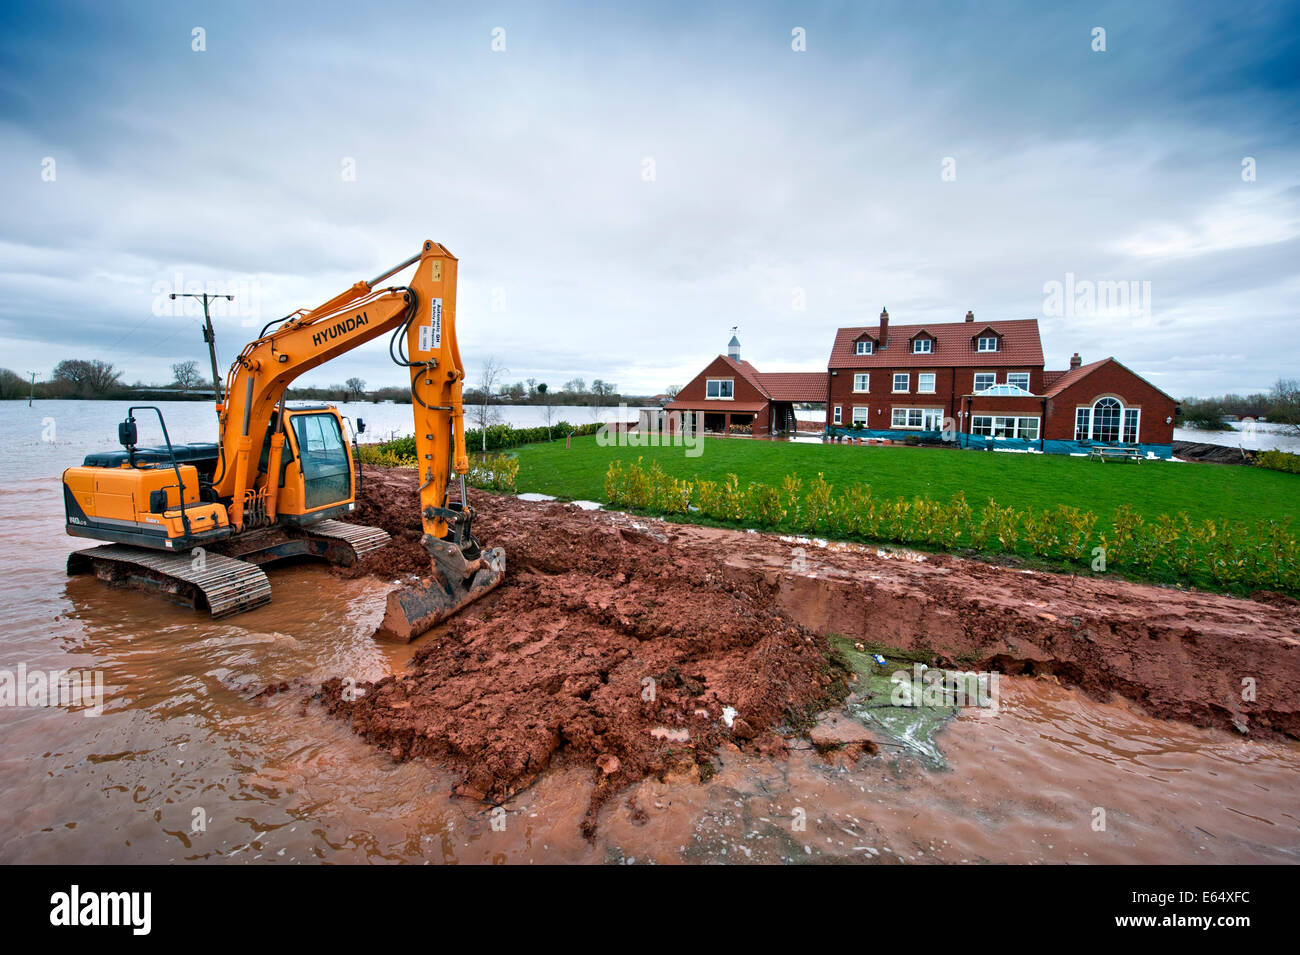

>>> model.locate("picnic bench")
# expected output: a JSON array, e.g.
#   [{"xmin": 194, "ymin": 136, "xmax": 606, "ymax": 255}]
[{"xmin": 1088, "ymin": 446, "xmax": 1144, "ymax": 462}]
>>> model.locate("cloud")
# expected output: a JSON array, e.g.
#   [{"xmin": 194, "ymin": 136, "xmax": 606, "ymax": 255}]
[{"xmin": 0, "ymin": 0, "xmax": 1297, "ymax": 397}]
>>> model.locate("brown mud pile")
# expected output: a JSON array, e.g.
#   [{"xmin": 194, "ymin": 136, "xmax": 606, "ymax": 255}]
[
  {"xmin": 325, "ymin": 467, "xmax": 1300, "ymax": 826},
  {"xmin": 324, "ymin": 468, "xmax": 837, "ymax": 833}
]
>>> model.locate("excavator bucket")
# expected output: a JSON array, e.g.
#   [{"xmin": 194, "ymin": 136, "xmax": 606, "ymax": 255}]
[{"xmin": 376, "ymin": 538, "xmax": 506, "ymax": 642}]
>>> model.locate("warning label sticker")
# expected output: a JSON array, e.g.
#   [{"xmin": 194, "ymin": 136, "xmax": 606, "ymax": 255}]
[{"xmin": 418, "ymin": 298, "xmax": 443, "ymax": 352}]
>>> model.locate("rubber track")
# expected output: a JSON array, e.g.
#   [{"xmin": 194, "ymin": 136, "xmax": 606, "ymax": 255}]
[
  {"xmin": 68, "ymin": 544, "xmax": 272, "ymax": 618},
  {"xmin": 306, "ymin": 520, "xmax": 391, "ymax": 559}
]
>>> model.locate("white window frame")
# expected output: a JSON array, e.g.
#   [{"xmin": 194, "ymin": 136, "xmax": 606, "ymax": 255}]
[
  {"xmin": 891, "ymin": 407, "xmax": 945, "ymax": 430},
  {"xmin": 855, "ymin": 340, "xmax": 873, "ymax": 355},
  {"xmin": 832, "ymin": 405, "xmax": 842, "ymax": 425},
  {"xmin": 1123, "ymin": 407, "xmax": 1140, "ymax": 443},
  {"xmin": 1006, "ymin": 372, "xmax": 1030, "ymax": 392},
  {"xmin": 917, "ymin": 372, "xmax": 936, "ymax": 394},
  {"xmin": 852, "ymin": 373, "xmax": 870, "ymax": 393},
  {"xmin": 892, "ymin": 372, "xmax": 910, "ymax": 393},
  {"xmin": 973, "ymin": 372, "xmax": 996, "ymax": 392},
  {"xmin": 971, "ymin": 415, "xmax": 1040, "ymax": 439},
  {"xmin": 1076, "ymin": 398, "xmax": 1136, "ymax": 442},
  {"xmin": 912, "ymin": 338, "xmax": 933, "ymax": 354},
  {"xmin": 705, "ymin": 378, "xmax": 734, "ymax": 400},
  {"xmin": 851, "ymin": 406, "xmax": 870, "ymax": 426},
  {"xmin": 1074, "ymin": 407, "xmax": 1091, "ymax": 441},
  {"xmin": 976, "ymin": 336, "xmax": 1000, "ymax": 352}
]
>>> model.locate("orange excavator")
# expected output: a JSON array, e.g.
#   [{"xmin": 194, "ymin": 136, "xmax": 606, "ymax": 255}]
[{"xmin": 62, "ymin": 241, "xmax": 504, "ymax": 640}]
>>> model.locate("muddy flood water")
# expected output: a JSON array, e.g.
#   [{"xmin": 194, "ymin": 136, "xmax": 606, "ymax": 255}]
[{"xmin": 1, "ymin": 400, "xmax": 1297, "ymax": 864}]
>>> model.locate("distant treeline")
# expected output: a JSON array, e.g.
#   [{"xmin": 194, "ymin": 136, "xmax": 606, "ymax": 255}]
[
  {"xmin": 1177, "ymin": 379, "xmax": 1300, "ymax": 431},
  {"xmin": 1, "ymin": 362, "xmax": 654, "ymax": 405}
]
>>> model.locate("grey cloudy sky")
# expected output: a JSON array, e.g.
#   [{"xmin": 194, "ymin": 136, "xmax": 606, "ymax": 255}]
[{"xmin": 2, "ymin": 0, "xmax": 1298, "ymax": 398}]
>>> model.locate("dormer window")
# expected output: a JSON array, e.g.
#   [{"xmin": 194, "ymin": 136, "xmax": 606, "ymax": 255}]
[
  {"xmin": 855, "ymin": 340, "xmax": 873, "ymax": 355},
  {"xmin": 976, "ymin": 336, "xmax": 999, "ymax": 352},
  {"xmin": 912, "ymin": 338, "xmax": 933, "ymax": 354}
]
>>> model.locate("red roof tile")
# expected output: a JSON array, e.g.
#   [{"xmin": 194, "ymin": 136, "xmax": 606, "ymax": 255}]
[
  {"xmin": 1042, "ymin": 370, "xmax": 1067, "ymax": 389},
  {"xmin": 828, "ymin": 318, "xmax": 1044, "ymax": 369},
  {"xmin": 755, "ymin": 372, "xmax": 827, "ymax": 402},
  {"xmin": 1042, "ymin": 356, "xmax": 1178, "ymax": 402},
  {"xmin": 720, "ymin": 356, "xmax": 772, "ymax": 398},
  {"xmin": 1042, "ymin": 358, "xmax": 1109, "ymax": 397}
]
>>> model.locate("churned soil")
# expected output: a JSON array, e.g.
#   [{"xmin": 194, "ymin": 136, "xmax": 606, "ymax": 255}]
[
  {"xmin": 323, "ymin": 467, "xmax": 838, "ymax": 834},
  {"xmin": 323, "ymin": 466, "xmax": 1300, "ymax": 829}
]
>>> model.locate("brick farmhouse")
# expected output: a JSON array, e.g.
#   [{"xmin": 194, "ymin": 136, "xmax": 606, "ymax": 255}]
[{"xmin": 667, "ymin": 312, "xmax": 1179, "ymax": 456}]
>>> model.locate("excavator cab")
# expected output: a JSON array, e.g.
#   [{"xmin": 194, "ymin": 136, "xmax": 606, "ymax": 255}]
[{"xmin": 255, "ymin": 405, "xmax": 357, "ymax": 523}]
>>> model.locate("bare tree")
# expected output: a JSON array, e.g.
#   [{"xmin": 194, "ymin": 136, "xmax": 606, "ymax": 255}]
[
  {"xmin": 472, "ymin": 357, "xmax": 507, "ymax": 451},
  {"xmin": 53, "ymin": 359, "xmax": 122, "ymax": 396},
  {"xmin": 172, "ymin": 360, "xmax": 202, "ymax": 394},
  {"xmin": 664, "ymin": 385, "xmax": 680, "ymax": 399},
  {"xmin": 540, "ymin": 385, "xmax": 556, "ymax": 437},
  {"xmin": 345, "ymin": 377, "xmax": 367, "ymax": 402}
]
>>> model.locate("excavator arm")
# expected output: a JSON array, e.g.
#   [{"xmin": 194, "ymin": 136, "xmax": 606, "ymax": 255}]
[
  {"xmin": 215, "ymin": 241, "xmax": 469, "ymax": 541},
  {"xmin": 215, "ymin": 240, "xmax": 503, "ymax": 638}
]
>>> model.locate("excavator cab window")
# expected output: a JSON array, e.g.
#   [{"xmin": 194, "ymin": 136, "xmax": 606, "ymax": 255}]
[{"xmin": 289, "ymin": 413, "xmax": 352, "ymax": 510}]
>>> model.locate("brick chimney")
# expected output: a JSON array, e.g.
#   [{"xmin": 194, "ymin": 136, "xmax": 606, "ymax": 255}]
[
  {"xmin": 1069, "ymin": 352, "xmax": 1082, "ymax": 369},
  {"xmin": 965, "ymin": 310, "xmax": 974, "ymax": 323},
  {"xmin": 879, "ymin": 307, "xmax": 889, "ymax": 346}
]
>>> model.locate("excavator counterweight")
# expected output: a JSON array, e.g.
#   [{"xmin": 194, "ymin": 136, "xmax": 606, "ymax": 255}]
[{"xmin": 63, "ymin": 241, "xmax": 505, "ymax": 641}]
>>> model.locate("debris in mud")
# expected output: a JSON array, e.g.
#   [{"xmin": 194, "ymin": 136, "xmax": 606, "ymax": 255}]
[{"xmin": 324, "ymin": 467, "xmax": 841, "ymax": 835}]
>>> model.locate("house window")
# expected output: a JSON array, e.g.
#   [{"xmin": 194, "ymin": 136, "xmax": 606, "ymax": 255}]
[
  {"xmin": 705, "ymin": 379, "xmax": 734, "ymax": 399},
  {"xmin": 1091, "ymin": 397, "xmax": 1122, "ymax": 442},
  {"xmin": 852, "ymin": 406, "xmax": 870, "ymax": 426},
  {"xmin": 855, "ymin": 340, "xmax": 873, "ymax": 355},
  {"xmin": 833, "ymin": 405, "xmax": 842, "ymax": 425},
  {"xmin": 917, "ymin": 373, "xmax": 936, "ymax": 394},
  {"xmin": 971, "ymin": 415, "xmax": 1040, "ymax": 439},
  {"xmin": 1077, "ymin": 398, "xmax": 1134, "ymax": 442},
  {"xmin": 1006, "ymin": 372, "xmax": 1030, "ymax": 391},
  {"xmin": 892, "ymin": 407, "xmax": 944, "ymax": 430},
  {"xmin": 892, "ymin": 373, "xmax": 909, "ymax": 393},
  {"xmin": 973, "ymin": 372, "xmax": 996, "ymax": 392},
  {"xmin": 912, "ymin": 338, "xmax": 933, "ymax": 354},
  {"xmin": 853, "ymin": 373, "xmax": 870, "ymax": 392},
  {"xmin": 1123, "ymin": 408, "xmax": 1140, "ymax": 443},
  {"xmin": 976, "ymin": 336, "xmax": 999, "ymax": 352}
]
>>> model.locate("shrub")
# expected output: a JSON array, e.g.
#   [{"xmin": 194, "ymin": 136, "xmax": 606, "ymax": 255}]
[
  {"xmin": 466, "ymin": 453, "xmax": 519, "ymax": 493},
  {"xmin": 1256, "ymin": 449, "xmax": 1300, "ymax": 474}
]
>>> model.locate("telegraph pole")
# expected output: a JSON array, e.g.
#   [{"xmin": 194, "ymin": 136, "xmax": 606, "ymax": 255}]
[
  {"xmin": 170, "ymin": 291, "xmax": 233, "ymax": 406},
  {"xmin": 27, "ymin": 371, "xmax": 35, "ymax": 407}
]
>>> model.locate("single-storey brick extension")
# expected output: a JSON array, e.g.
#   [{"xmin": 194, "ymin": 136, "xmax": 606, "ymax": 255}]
[{"xmin": 668, "ymin": 311, "xmax": 1179, "ymax": 456}]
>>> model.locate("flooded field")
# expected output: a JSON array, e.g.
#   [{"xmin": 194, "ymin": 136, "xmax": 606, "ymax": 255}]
[{"xmin": 0, "ymin": 400, "xmax": 1297, "ymax": 864}]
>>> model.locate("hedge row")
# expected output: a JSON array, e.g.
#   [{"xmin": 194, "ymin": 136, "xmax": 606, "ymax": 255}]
[
  {"xmin": 604, "ymin": 458, "xmax": 1300, "ymax": 593},
  {"xmin": 1256, "ymin": 448, "xmax": 1300, "ymax": 474},
  {"xmin": 370, "ymin": 420, "xmax": 603, "ymax": 458}
]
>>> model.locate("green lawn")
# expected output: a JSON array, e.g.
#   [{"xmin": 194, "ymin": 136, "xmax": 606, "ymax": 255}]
[{"xmin": 512, "ymin": 436, "xmax": 1298, "ymax": 532}]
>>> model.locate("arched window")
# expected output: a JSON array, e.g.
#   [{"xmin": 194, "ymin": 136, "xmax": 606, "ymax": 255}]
[
  {"xmin": 1092, "ymin": 397, "xmax": 1123, "ymax": 441},
  {"xmin": 1091, "ymin": 397, "xmax": 1122, "ymax": 442}
]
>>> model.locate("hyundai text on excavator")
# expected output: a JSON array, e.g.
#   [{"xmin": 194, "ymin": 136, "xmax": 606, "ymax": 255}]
[{"xmin": 62, "ymin": 241, "xmax": 504, "ymax": 640}]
